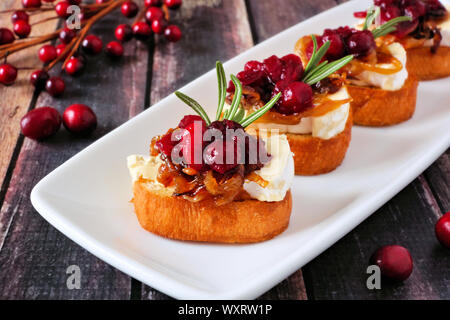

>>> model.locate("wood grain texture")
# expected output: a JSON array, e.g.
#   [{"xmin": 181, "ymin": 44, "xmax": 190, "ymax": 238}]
[
  {"xmin": 425, "ymin": 149, "xmax": 450, "ymax": 212},
  {"xmin": 0, "ymin": 0, "xmax": 58, "ymax": 199},
  {"xmin": 0, "ymin": 9, "xmax": 149, "ymax": 299}
]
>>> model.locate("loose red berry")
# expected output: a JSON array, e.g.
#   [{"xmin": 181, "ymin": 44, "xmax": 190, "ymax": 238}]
[
  {"xmin": 45, "ymin": 77, "xmax": 65, "ymax": 97},
  {"xmin": 20, "ymin": 107, "xmax": 61, "ymax": 140},
  {"xmin": 115, "ymin": 24, "xmax": 133, "ymax": 42},
  {"xmin": 145, "ymin": 7, "xmax": 164, "ymax": 22},
  {"xmin": 105, "ymin": 41, "xmax": 124, "ymax": 58},
  {"xmin": 55, "ymin": 1, "xmax": 71, "ymax": 18},
  {"xmin": 0, "ymin": 64, "xmax": 18, "ymax": 86},
  {"xmin": 13, "ymin": 20, "xmax": 31, "ymax": 38},
  {"xmin": 0, "ymin": 28, "xmax": 15, "ymax": 45},
  {"xmin": 164, "ymin": 0, "xmax": 182, "ymax": 10},
  {"xmin": 59, "ymin": 27, "xmax": 76, "ymax": 44},
  {"xmin": 11, "ymin": 10, "xmax": 29, "ymax": 24},
  {"xmin": 151, "ymin": 19, "xmax": 167, "ymax": 34},
  {"xmin": 56, "ymin": 43, "xmax": 67, "ymax": 57},
  {"xmin": 132, "ymin": 22, "xmax": 152, "ymax": 41},
  {"xmin": 435, "ymin": 211, "xmax": 450, "ymax": 248},
  {"xmin": 63, "ymin": 104, "xmax": 97, "ymax": 135},
  {"xmin": 43, "ymin": 0, "xmax": 56, "ymax": 2},
  {"xmin": 38, "ymin": 44, "xmax": 57, "ymax": 63},
  {"xmin": 22, "ymin": 0, "xmax": 41, "ymax": 8},
  {"xmin": 82, "ymin": 34, "xmax": 103, "ymax": 55},
  {"xmin": 30, "ymin": 70, "xmax": 50, "ymax": 89},
  {"xmin": 145, "ymin": 0, "xmax": 162, "ymax": 7},
  {"xmin": 121, "ymin": 1, "xmax": 139, "ymax": 18},
  {"xmin": 164, "ymin": 24, "xmax": 181, "ymax": 42},
  {"xmin": 370, "ymin": 245, "xmax": 413, "ymax": 281},
  {"xmin": 65, "ymin": 57, "xmax": 84, "ymax": 76}
]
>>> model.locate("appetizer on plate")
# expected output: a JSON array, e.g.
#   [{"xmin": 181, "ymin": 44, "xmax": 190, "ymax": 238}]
[
  {"xmin": 127, "ymin": 62, "xmax": 294, "ymax": 243},
  {"xmin": 295, "ymin": 9, "xmax": 418, "ymax": 126},
  {"xmin": 355, "ymin": 0, "xmax": 450, "ymax": 80},
  {"xmin": 226, "ymin": 48, "xmax": 354, "ymax": 175}
]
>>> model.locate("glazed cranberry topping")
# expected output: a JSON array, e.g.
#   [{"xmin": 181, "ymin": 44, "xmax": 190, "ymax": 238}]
[
  {"xmin": 276, "ymin": 81, "xmax": 313, "ymax": 115},
  {"xmin": 346, "ymin": 30, "xmax": 376, "ymax": 57},
  {"xmin": 370, "ymin": 245, "xmax": 413, "ymax": 281}
]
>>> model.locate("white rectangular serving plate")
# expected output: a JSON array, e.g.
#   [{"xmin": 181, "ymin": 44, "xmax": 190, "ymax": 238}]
[{"xmin": 31, "ymin": 0, "xmax": 450, "ymax": 299}]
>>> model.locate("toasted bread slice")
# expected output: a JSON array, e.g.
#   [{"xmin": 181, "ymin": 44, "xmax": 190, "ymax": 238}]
[
  {"xmin": 132, "ymin": 181, "xmax": 292, "ymax": 243},
  {"xmin": 286, "ymin": 111, "xmax": 352, "ymax": 175},
  {"xmin": 406, "ymin": 46, "xmax": 450, "ymax": 81},
  {"xmin": 348, "ymin": 75, "xmax": 418, "ymax": 127}
]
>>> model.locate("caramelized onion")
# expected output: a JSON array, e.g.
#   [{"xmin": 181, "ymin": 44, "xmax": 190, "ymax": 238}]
[
  {"xmin": 204, "ymin": 166, "xmax": 245, "ymax": 206},
  {"xmin": 246, "ymin": 172, "xmax": 269, "ymax": 188}
]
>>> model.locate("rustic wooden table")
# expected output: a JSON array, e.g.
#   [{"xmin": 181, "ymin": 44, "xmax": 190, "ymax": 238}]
[{"xmin": 0, "ymin": 0, "xmax": 448, "ymax": 300}]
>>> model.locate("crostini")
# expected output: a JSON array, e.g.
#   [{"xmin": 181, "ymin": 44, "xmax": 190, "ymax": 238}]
[
  {"xmin": 226, "ymin": 47, "xmax": 354, "ymax": 175},
  {"xmin": 127, "ymin": 62, "xmax": 294, "ymax": 243},
  {"xmin": 295, "ymin": 9, "xmax": 419, "ymax": 126},
  {"xmin": 355, "ymin": 0, "xmax": 450, "ymax": 80}
]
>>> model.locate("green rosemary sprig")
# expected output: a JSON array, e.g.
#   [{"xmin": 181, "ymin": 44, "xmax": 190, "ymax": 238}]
[
  {"xmin": 215, "ymin": 60, "xmax": 227, "ymax": 120},
  {"xmin": 372, "ymin": 16, "xmax": 412, "ymax": 38},
  {"xmin": 303, "ymin": 55, "xmax": 353, "ymax": 85},
  {"xmin": 240, "ymin": 93, "xmax": 281, "ymax": 128},
  {"xmin": 363, "ymin": 6, "xmax": 380, "ymax": 31},
  {"xmin": 225, "ymin": 74, "xmax": 243, "ymax": 121},
  {"xmin": 174, "ymin": 91, "xmax": 212, "ymax": 125},
  {"xmin": 303, "ymin": 35, "xmax": 330, "ymax": 75}
]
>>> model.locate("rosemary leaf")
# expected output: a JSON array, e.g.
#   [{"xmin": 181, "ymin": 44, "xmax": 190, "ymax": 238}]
[
  {"xmin": 304, "ymin": 37, "xmax": 330, "ymax": 78},
  {"xmin": 234, "ymin": 107, "xmax": 246, "ymax": 123},
  {"xmin": 304, "ymin": 55, "xmax": 353, "ymax": 85},
  {"xmin": 303, "ymin": 35, "xmax": 318, "ymax": 75},
  {"xmin": 215, "ymin": 61, "xmax": 227, "ymax": 120},
  {"xmin": 240, "ymin": 93, "xmax": 281, "ymax": 128},
  {"xmin": 175, "ymin": 91, "xmax": 211, "ymax": 125},
  {"xmin": 372, "ymin": 16, "xmax": 412, "ymax": 38},
  {"xmin": 226, "ymin": 74, "xmax": 243, "ymax": 121},
  {"xmin": 303, "ymin": 59, "xmax": 329, "ymax": 83},
  {"xmin": 363, "ymin": 6, "xmax": 380, "ymax": 30}
]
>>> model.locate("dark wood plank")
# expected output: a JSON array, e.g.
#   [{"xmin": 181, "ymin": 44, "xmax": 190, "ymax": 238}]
[
  {"xmin": 425, "ymin": 149, "xmax": 450, "ymax": 212},
  {"xmin": 0, "ymin": 9, "xmax": 149, "ymax": 299},
  {"xmin": 302, "ymin": 174, "xmax": 450, "ymax": 300}
]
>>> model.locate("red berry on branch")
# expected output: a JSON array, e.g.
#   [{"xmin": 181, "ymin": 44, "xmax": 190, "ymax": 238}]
[
  {"xmin": 55, "ymin": 1, "xmax": 71, "ymax": 18},
  {"xmin": 370, "ymin": 245, "xmax": 413, "ymax": 281},
  {"xmin": 145, "ymin": 7, "xmax": 164, "ymax": 22},
  {"xmin": 30, "ymin": 70, "xmax": 50, "ymax": 89},
  {"xmin": 11, "ymin": 10, "xmax": 29, "ymax": 24},
  {"xmin": 435, "ymin": 211, "xmax": 450, "ymax": 248},
  {"xmin": 0, "ymin": 28, "xmax": 15, "ymax": 45},
  {"xmin": 115, "ymin": 24, "xmax": 133, "ymax": 42},
  {"xmin": 164, "ymin": 0, "xmax": 182, "ymax": 10},
  {"xmin": 22, "ymin": 0, "xmax": 41, "ymax": 8},
  {"xmin": 43, "ymin": 0, "xmax": 56, "ymax": 2},
  {"xmin": 56, "ymin": 43, "xmax": 67, "ymax": 57},
  {"xmin": 121, "ymin": 1, "xmax": 139, "ymax": 18},
  {"xmin": 38, "ymin": 44, "xmax": 57, "ymax": 63},
  {"xmin": 132, "ymin": 22, "xmax": 152, "ymax": 41},
  {"xmin": 59, "ymin": 27, "xmax": 76, "ymax": 44},
  {"xmin": 45, "ymin": 77, "xmax": 65, "ymax": 97},
  {"xmin": 145, "ymin": 0, "xmax": 162, "ymax": 7},
  {"xmin": 20, "ymin": 107, "xmax": 61, "ymax": 140},
  {"xmin": 65, "ymin": 57, "xmax": 84, "ymax": 76},
  {"xmin": 82, "ymin": 34, "xmax": 103, "ymax": 55},
  {"xmin": 105, "ymin": 41, "xmax": 124, "ymax": 58},
  {"xmin": 0, "ymin": 63, "xmax": 18, "ymax": 86},
  {"xmin": 164, "ymin": 25, "xmax": 181, "ymax": 42},
  {"xmin": 151, "ymin": 19, "xmax": 167, "ymax": 34},
  {"xmin": 63, "ymin": 104, "xmax": 97, "ymax": 135},
  {"xmin": 13, "ymin": 20, "xmax": 31, "ymax": 38}
]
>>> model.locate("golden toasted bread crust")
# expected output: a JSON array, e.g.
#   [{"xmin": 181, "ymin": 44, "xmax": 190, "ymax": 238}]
[
  {"xmin": 286, "ymin": 111, "xmax": 352, "ymax": 175},
  {"xmin": 348, "ymin": 75, "xmax": 418, "ymax": 126},
  {"xmin": 406, "ymin": 46, "xmax": 450, "ymax": 81},
  {"xmin": 132, "ymin": 181, "xmax": 292, "ymax": 243}
]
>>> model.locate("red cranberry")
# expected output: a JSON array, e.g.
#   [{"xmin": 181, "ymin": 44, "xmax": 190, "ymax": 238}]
[
  {"xmin": 426, "ymin": 0, "xmax": 447, "ymax": 17},
  {"xmin": 0, "ymin": 28, "xmax": 15, "ymax": 45},
  {"xmin": 22, "ymin": 0, "xmax": 41, "ymax": 8},
  {"xmin": 277, "ymin": 81, "xmax": 313, "ymax": 115},
  {"xmin": 164, "ymin": 25, "xmax": 182, "ymax": 42},
  {"xmin": 145, "ymin": 7, "xmax": 164, "ymax": 22},
  {"xmin": 65, "ymin": 57, "xmax": 84, "ymax": 76},
  {"xmin": 346, "ymin": 30, "xmax": 376, "ymax": 57},
  {"xmin": 394, "ymin": 20, "xmax": 419, "ymax": 38},
  {"xmin": 0, "ymin": 64, "xmax": 18, "ymax": 86},
  {"xmin": 435, "ymin": 211, "xmax": 450, "ymax": 248},
  {"xmin": 236, "ymin": 69, "xmax": 265, "ymax": 86},
  {"xmin": 96, "ymin": 0, "xmax": 109, "ymax": 3},
  {"xmin": 404, "ymin": 4, "xmax": 426, "ymax": 20},
  {"xmin": 56, "ymin": 43, "xmax": 67, "ymax": 57},
  {"xmin": 43, "ymin": 0, "xmax": 56, "ymax": 2},
  {"xmin": 353, "ymin": 11, "xmax": 367, "ymax": 18},
  {"xmin": 204, "ymin": 139, "xmax": 240, "ymax": 174},
  {"xmin": 13, "ymin": 20, "xmax": 31, "ymax": 38},
  {"xmin": 67, "ymin": 0, "xmax": 81, "ymax": 4},
  {"xmin": 38, "ymin": 45, "xmax": 57, "ymax": 63},
  {"xmin": 105, "ymin": 41, "xmax": 124, "ymax": 58},
  {"xmin": 151, "ymin": 19, "xmax": 168, "ymax": 34},
  {"xmin": 178, "ymin": 115, "xmax": 204, "ymax": 129},
  {"xmin": 244, "ymin": 60, "xmax": 264, "ymax": 72},
  {"xmin": 180, "ymin": 120, "xmax": 207, "ymax": 171},
  {"xmin": 82, "ymin": 34, "xmax": 103, "ymax": 55},
  {"xmin": 164, "ymin": 0, "xmax": 182, "ymax": 10},
  {"xmin": 63, "ymin": 104, "xmax": 97, "ymax": 135},
  {"xmin": 30, "ymin": 69, "xmax": 50, "ymax": 89},
  {"xmin": 59, "ymin": 27, "xmax": 76, "ymax": 44},
  {"xmin": 280, "ymin": 54, "xmax": 304, "ymax": 81},
  {"xmin": 380, "ymin": 4, "xmax": 401, "ymax": 23},
  {"xmin": 370, "ymin": 245, "xmax": 413, "ymax": 281},
  {"xmin": 145, "ymin": 0, "xmax": 162, "ymax": 7},
  {"xmin": 155, "ymin": 130, "xmax": 180, "ymax": 157},
  {"xmin": 115, "ymin": 24, "xmax": 133, "ymax": 42},
  {"xmin": 55, "ymin": 1, "xmax": 71, "ymax": 18},
  {"xmin": 263, "ymin": 55, "xmax": 283, "ymax": 83},
  {"xmin": 321, "ymin": 29, "xmax": 345, "ymax": 61},
  {"xmin": 20, "ymin": 107, "xmax": 61, "ymax": 140},
  {"xmin": 45, "ymin": 77, "xmax": 65, "ymax": 97},
  {"xmin": 132, "ymin": 22, "xmax": 152, "ymax": 41},
  {"xmin": 11, "ymin": 10, "xmax": 29, "ymax": 24},
  {"xmin": 121, "ymin": 1, "xmax": 139, "ymax": 18}
]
